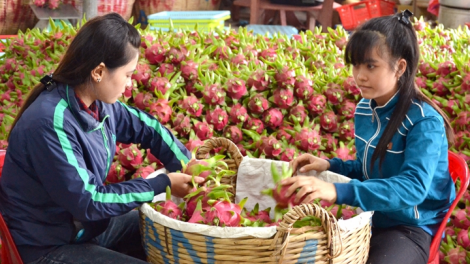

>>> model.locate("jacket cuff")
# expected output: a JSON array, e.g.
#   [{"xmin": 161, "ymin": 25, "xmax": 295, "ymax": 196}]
[
  {"xmin": 327, "ymin": 158, "xmax": 342, "ymax": 174},
  {"xmin": 146, "ymin": 174, "xmax": 171, "ymax": 196},
  {"xmin": 334, "ymin": 183, "xmax": 355, "ymax": 205}
]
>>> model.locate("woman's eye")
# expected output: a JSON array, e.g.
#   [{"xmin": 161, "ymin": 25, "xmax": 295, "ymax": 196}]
[{"xmin": 367, "ymin": 64, "xmax": 375, "ymax": 69}]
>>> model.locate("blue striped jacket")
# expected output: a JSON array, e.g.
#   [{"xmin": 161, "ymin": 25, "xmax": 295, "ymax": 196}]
[
  {"xmin": 0, "ymin": 83, "xmax": 190, "ymax": 262},
  {"xmin": 330, "ymin": 92, "xmax": 455, "ymax": 236}
]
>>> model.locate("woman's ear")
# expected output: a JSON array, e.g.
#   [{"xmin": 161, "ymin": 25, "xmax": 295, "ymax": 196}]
[
  {"xmin": 91, "ymin": 62, "xmax": 106, "ymax": 83},
  {"xmin": 397, "ymin": 58, "xmax": 407, "ymax": 78}
]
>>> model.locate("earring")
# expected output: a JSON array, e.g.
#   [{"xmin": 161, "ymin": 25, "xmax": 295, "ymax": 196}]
[{"xmin": 97, "ymin": 78, "xmax": 101, "ymax": 83}]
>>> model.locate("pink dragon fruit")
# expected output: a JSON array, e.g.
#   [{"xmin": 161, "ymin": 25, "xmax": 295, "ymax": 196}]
[
  {"xmin": 132, "ymin": 63, "xmax": 151, "ymax": 88},
  {"xmin": 419, "ymin": 62, "xmax": 437, "ymax": 76},
  {"xmin": 148, "ymin": 99, "xmax": 172, "ymax": 124},
  {"xmin": 322, "ymin": 133, "xmax": 338, "ymax": 153},
  {"xmin": 325, "ymin": 85, "xmax": 344, "ymax": 105},
  {"xmin": 48, "ymin": 0, "xmax": 60, "ymax": 9},
  {"xmin": 437, "ymin": 61, "xmax": 457, "ymax": 77},
  {"xmin": 276, "ymin": 125, "xmax": 293, "ymax": 142},
  {"xmin": 342, "ymin": 76, "xmax": 360, "ymax": 96},
  {"xmin": 294, "ymin": 75, "xmax": 314, "ymax": 100},
  {"xmin": 132, "ymin": 165, "xmax": 156, "ymax": 179},
  {"xmin": 118, "ymin": 144, "xmax": 144, "ymax": 170},
  {"xmin": 280, "ymin": 146, "xmax": 297, "ymax": 162},
  {"xmin": 338, "ymin": 100, "xmax": 356, "ymax": 119},
  {"xmin": 33, "ymin": 0, "xmax": 46, "ymax": 7},
  {"xmin": 223, "ymin": 126, "xmax": 243, "ymax": 144},
  {"xmin": 274, "ymin": 66, "xmax": 296, "ymax": 88},
  {"xmin": 168, "ymin": 47, "xmax": 186, "ymax": 65},
  {"xmin": 133, "ymin": 91, "xmax": 154, "ymax": 111},
  {"xmin": 247, "ymin": 69, "xmax": 270, "ymax": 91},
  {"xmin": 259, "ymin": 48, "xmax": 277, "ymax": 62},
  {"xmin": 338, "ymin": 120, "xmax": 355, "ymax": 141},
  {"xmin": 194, "ymin": 120, "xmax": 214, "ymax": 141},
  {"xmin": 149, "ymin": 76, "xmax": 171, "ymax": 95},
  {"xmin": 180, "ymin": 94, "xmax": 203, "ymax": 117},
  {"xmin": 154, "ymin": 186, "xmax": 183, "ymax": 220},
  {"xmin": 203, "ymin": 84, "xmax": 226, "ymax": 106},
  {"xmin": 320, "ymin": 111, "xmax": 339, "ymax": 133},
  {"xmin": 333, "ymin": 141, "xmax": 355, "ymax": 161},
  {"xmin": 262, "ymin": 163, "xmax": 299, "ymax": 209},
  {"xmin": 444, "ymin": 246, "xmax": 467, "ymax": 264},
  {"xmin": 158, "ymin": 63, "xmax": 175, "ymax": 76},
  {"xmin": 307, "ymin": 94, "xmax": 327, "ymax": 116},
  {"xmin": 415, "ymin": 76, "xmax": 428, "ymax": 89},
  {"xmin": 106, "ymin": 161, "xmax": 127, "ymax": 184},
  {"xmin": 272, "ymin": 88, "xmax": 294, "ymax": 109},
  {"xmin": 172, "ymin": 113, "xmax": 191, "ymax": 137},
  {"xmin": 243, "ymin": 117, "xmax": 264, "ymax": 134},
  {"xmin": 226, "ymin": 78, "xmax": 247, "ymax": 100},
  {"xmin": 145, "ymin": 149, "xmax": 164, "ymax": 169},
  {"xmin": 230, "ymin": 53, "xmax": 248, "ymax": 66},
  {"xmin": 181, "ymin": 60, "xmax": 199, "ymax": 81},
  {"xmin": 262, "ymin": 108, "xmax": 283, "ymax": 129},
  {"xmin": 229, "ymin": 103, "xmax": 248, "ymax": 125},
  {"xmin": 205, "ymin": 107, "xmax": 228, "ymax": 131},
  {"xmin": 145, "ymin": 43, "xmax": 168, "ymax": 65},
  {"xmin": 288, "ymin": 104, "xmax": 308, "ymax": 124},
  {"xmin": 248, "ymin": 94, "xmax": 270, "ymax": 115}
]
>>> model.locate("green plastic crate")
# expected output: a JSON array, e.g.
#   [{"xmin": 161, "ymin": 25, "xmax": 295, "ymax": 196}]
[{"xmin": 148, "ymin": 11, "xmax": 230, "ymax": 32}]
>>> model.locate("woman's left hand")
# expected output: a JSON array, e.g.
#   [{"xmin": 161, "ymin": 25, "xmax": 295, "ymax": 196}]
[{"xmin": 280, "ymin": 176, "xmax": 338, "ymax": 204}]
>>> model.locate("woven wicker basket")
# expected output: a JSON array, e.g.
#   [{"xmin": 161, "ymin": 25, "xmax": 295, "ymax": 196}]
[{"xmin": 140, "ymin": 138, "xmax": 372, "ymax": 264}]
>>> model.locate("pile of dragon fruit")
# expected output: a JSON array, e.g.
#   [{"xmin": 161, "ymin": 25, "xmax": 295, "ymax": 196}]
[
  {"xmin": 1, "ymin": 17, "xmax": 470, "ymax": 262},
  {"xmin": 152, "ymin": 156, "xmax": 357, "ymax": 227}
]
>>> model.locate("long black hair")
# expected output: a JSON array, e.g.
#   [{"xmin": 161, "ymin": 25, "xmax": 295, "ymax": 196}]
[
  {"xmin": 8, "ymin": 13, "xmax": 141, "ymax": 140},
  {"xmin": 344, "ymin": 12, "xmax": 455, "ymax": 170}
]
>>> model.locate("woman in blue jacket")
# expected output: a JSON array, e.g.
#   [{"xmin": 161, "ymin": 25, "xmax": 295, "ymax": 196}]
[
  {"xmin": 0, "ymin": 13, "xmax": 204, "ymax": 264},
  {"xmin": 283, "ymin": 11, "xmax": 456, "ymax": 264}
]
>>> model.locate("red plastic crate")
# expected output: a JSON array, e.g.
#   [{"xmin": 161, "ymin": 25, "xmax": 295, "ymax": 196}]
[{"xmin": 335, "ymin": 0, "xmax": 396, "ymax": 31}]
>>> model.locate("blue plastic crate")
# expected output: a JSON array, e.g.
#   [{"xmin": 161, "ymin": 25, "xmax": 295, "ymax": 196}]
[
  {"xmin": 148, "ymin": 11, "xmax": 231, "ymax": 31},
  {"xmin": 246, "ymin": 25, "xmax": 299, "ymax": 38}
]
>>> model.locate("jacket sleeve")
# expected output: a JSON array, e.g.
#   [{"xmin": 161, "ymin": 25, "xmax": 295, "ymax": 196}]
[
  {"xmin": 334, "ymin": 116, "xmax": 445, "ymax": 211},
  {"xmin": 112, "ymin": 101, "xmax": 190, "ymax": 172},
  {"xmin": 26, "ymin": 118, "xmax": 170, "ymax": 222},
  {"xmin": 328, "ymin": 158, "xmax": 364, "ymax": 181}
]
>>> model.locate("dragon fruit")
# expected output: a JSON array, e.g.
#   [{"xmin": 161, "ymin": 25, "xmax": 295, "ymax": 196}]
[
  {"xmin": 132, "ymin": 165, "xmax": 156, "ymax": 179},
  {"xmin": 229, "ymin": 103, "xmax": 248, "ymax": 125},
  {"xmin": 259, "ymin": 48, "xmax": 277, "ymax": 62},
  {"xmin": 223, "ymin": 126, "xmax": 243, "ymax": 144},
  {"xmin": 419, "ymin": 62, "xmax": 437, "ymax": 76},
  {"xmin": 319, "ymin": 111, "xmax": 339, "ymax": 133},
  {"xmin": 194, "ymin": 120, "xmax": 214, "ymax": 141},
  {"xmin": 205, "ymin": 107, "xmax": 228, "ymax": 131},
  {"xmin": 154, "ymin": 186, "xmax": 184, "ymax": 220},
  {"xmin": 180, "ymin": 94, "xmax": 203, "ymax": 117},
  {"xmin": 262, "ymin": 108, "xmax": 283, "ymax": 129},
  {"xmin": 168, "ymin": 47, "xmax": 186, "ymax": 65},
  {"xmin": 181, "ymin": 60, "xmax": 199, "ymax": 81},
  {"xmin": 33, "ymin": 0, "xmax": 46, "ymax": 7},
  {"xmin": 288, "ymin": 104, "xmax": 307, "ymax": 124},
  {"xmin": 243, "ymin": 117, "xmax": 264, "ymax": 134},
  {"xmin": 149, "ymin": 76, "xmax": 171, "ymax": 95},
  {"xmin": 322, "ymin": 133, "xmax": 338, "ymax": 153},
  {"xmin": 148, "ymin": 99, "xmax": 172, "ymax": 124},
  {"xmin": 338, "ymin": 100, "xmax": 356, "ymax": 119},
  {"xmin": 274, "ymin": 66, "xmax": 296, "ymax": 88},
  {"xmin": 203, "ymin": 84, "xmax": 226, "ymax": 106},
  {"xmin": 145, "ymin": 43, "xmax": 168, "ymax": 65},
  {"xmin": 230, "ymin": 53, "xmax": 248, "ymax": 66},
  {"xmin": 332, "ymin": 141, "xmax": 355, "ymax": 161},
  {"xmin": 132, "ymin": 63, "xmax": 151, "ymax": 88},
  {"xmin": 226, "ymin": 78, "xmax": 247, "ymax": 100},
  {"xmin": 272, "ymin": 88, "xmax": 294, "ymax": 109},
  {"xmin": 248, "ymin": 94, "xmax": 270, "ymax": 115},
  {"xmin": 307, "ymin": 94, "xmax": 327, "ymax": 116},
  {"xmin": 276, "ymin": 125, "xmax": 293, "ymax": 142},
  {"xmin": 106, "ymin": 161, "xmax": 127, "ymax": 184},
  {"xmin": 172, "ymin": 113, "xmax": 191, "ymax": 137},
  {"xmin": 262, "ymin": 163, "xmax": 298, "ymax": 209},
  {"xmin": 247, "ymin": 69, "xmax": 270, "ymax": 91},
  {"xmin": 325, "ymin": 85, "xmax": 344, "ymax": 105},
  {"xmin": 48, "ymin": 0, "xmax": 60, "ymax": 9},
  {"xmin": 118, "ymin": 144, "xmax": 144, "ymax": 170},
  {"xmin": 294, "ymin": 75, "xmax": 314, "ymax": 100},
  {"xmin": 158, "ymin": 63, "xmax": 175, "ymax": 76},
  {"xmin": 437, "ymin": 61, "xmax": 457, "ymax": 77},
  {"xmin": 133, "ymin": 91, "xmax": 154, "ymax": 111},
  {"xmin": 338, "ymin": 120, "xmax": 355, "ymax": 141},
  {"xmin": 145, "ymin": 149, "xmax": 164, "ymax": 168}
]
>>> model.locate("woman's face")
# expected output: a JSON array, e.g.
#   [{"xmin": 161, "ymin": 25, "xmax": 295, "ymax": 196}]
[
  {"xmin": 98, "ymin": 51, "xmax": 139, "ymax": 104},
  {"xmin": 352, "ymin": 47, "xmax": 403, "ymax": 106}
]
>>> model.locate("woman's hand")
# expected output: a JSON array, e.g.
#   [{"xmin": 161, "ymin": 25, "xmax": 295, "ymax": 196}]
[
  {"xmin": 167, "ymin": 173, "xmax": 205, "ymax": 198},
  {"xmin": 280, "ymin": 176, "xmax": 337, "ymax": 204},
  {"xmin": 289, "ymin": 153, "xmax": 330, "ymax": 175}
]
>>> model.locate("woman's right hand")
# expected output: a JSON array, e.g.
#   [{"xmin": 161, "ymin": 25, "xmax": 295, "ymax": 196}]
[
  {"xmin": 167, "ymin": 173, "xmax": 204, "ymax": 198},
  {"xmin": 289, "ymin": 153, "xmax": 330, "ymax": 176}
]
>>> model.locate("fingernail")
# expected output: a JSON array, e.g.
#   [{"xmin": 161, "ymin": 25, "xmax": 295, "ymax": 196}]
[{"xmin": 299, "ymin": 168, "xmax": 304, "ymax": 172}]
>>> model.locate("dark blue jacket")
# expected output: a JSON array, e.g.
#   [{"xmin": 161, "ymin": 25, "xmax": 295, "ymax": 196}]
[
  {"xmin": 0, "ymin": 83, "xmax": 190, "ymax": 262},
  {"xmin": 330, "ymin": 93, "xmax": 455, "ymax": 236}
]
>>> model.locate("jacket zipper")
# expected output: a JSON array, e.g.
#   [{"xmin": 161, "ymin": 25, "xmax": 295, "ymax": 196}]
[
  {"xmin": 99, "ymin": 116, "xmax": 111, "ymax": 178},
  {"xmin": 414, "ymin": 206, "xmax": 420, "ymax": 219},
  {"xmin": 363, "ymin": 109, "xmax": 381, "ymax": 180}
]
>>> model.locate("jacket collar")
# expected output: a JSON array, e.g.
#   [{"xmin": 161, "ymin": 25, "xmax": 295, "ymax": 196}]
[
  {"xmin": 369, "ymin": 91, "xmax": 399, "ymax": 113},
  {"xmin": 57, "ymin": 83, "xmax": 106, "ymax": 132}
]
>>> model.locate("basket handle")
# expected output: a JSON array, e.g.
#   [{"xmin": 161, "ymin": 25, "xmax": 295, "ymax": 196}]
[
  {"xmin": 195, "ymin": 138, "xmax": 243, "ymax": 167},
  {"xmin": 270, "ymin": 203, "xmax": 342, "ymax": 264}
]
